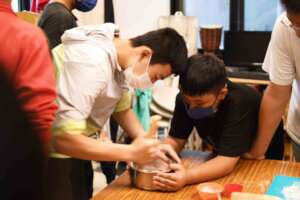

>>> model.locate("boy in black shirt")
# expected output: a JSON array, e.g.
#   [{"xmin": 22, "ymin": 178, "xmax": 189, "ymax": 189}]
[
  {"xmin": 153, "ymin": 54, "xmax": 283, "ymax": 191},
  {"xmin": 38, "ymin": 0, "xmax": 97, "ymax": 49}
]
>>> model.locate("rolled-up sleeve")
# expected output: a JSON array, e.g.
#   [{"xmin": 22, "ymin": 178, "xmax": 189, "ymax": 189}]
[
  {"xmin": 113, "ymin": 91, "xmax": 132, "ymax": 113},
  {"xmin": 263, "ymin": 16, "xmax": 295, "ymax": 86}
]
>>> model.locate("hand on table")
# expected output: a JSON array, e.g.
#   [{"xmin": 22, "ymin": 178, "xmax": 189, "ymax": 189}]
[
  {"xmin": 242, "ymin": 151, "xmax": 265, "ymax": 160},
  {"xmin": 153, "ymin": 162, "xmax": 187, "ymax": 192}
]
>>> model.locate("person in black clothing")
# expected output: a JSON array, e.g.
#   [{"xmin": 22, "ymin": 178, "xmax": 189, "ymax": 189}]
[
  {"xmin": 0, "ymin": 67, "xmax": 45, "ymax": 200},
  {"xmin": 152, "ymin": 54, "xmax": 284, "ymax": 191},
  {"xmin": 38, "ymin": 0, "xmax": 97, "ymax": 49}
]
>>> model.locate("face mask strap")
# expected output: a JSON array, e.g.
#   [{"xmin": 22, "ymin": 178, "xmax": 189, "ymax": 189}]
[
  {"xmin": 130, "ymin": 58, "xmax": 139, "ymax": 71},
  {"xmin": 145, "ymin": 54, "xmax": 152, "ymax": 73},
  {"xmin": 212, "ymin": 83, "xmax": 227, "ymax": 109},
  {"xmin": 131, "ymin": 54, "xmax": 152, "ymax": 74}
]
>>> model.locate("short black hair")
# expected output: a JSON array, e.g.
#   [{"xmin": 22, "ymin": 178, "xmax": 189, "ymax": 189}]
[
  {"xmin": 179, "ymin": 54, "xmax": 227, "ymax": 96},
  {"xmin": 130, "ymin": 28, "xmax": 187, "ymax": 75},
  {"xmin": 281, "ymin": 0, "xmax": 300, "ymax": 14}
]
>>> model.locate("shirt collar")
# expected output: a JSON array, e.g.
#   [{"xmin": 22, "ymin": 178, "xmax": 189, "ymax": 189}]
[
  {"xmin": 280, "ymin": 12, "xmax": 292, "ymax": 28},
  {"xmin": 110, "ymin": 43, "xmax": 122, "ymax": 72}
]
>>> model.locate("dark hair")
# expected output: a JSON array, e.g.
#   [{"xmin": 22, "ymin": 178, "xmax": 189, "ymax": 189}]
[
  {"xmin": 281, "ymin": 0, "xmax": 300, "ymax": 14},
  {"xmin": 130, "ymin": 28, "xmax": 187, "ymax": 75},
  {"xmin": 179, "ymin": 54, "xmax": 227, "ymax": 96}
]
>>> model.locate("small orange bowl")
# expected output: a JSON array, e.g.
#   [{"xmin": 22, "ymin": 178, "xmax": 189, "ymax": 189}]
[{"xmin": 196, "ymin": 182, "xmax": 223, "ymax": 200}]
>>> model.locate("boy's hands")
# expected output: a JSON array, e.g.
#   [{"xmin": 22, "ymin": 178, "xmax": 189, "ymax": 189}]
[
  {"xmin": 130, "ymin": 137, "xmax": 181, "ymax": 165},
  {"xmin": 153, "ymin": 163, "xmax": 187, "ymax": 191}
]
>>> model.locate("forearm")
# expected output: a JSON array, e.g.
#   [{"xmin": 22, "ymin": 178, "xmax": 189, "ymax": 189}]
[
  {"xmin": 54, "ymin": 133, "xmax": 134, "ymax": 161},
  {"xmin": 185, "ymin": 156, "xmax": 239, "ymax": 185},
  {"xmin": 163, "ymin": 136, "xmax": 185, "ymax": 153},
  {"xmin": 251, "ymin": 83, "xmax": 291, "ymax": 156},
  {"xmin": 113, "ymin": 109, "xmax": 147, "ymax": 139}
]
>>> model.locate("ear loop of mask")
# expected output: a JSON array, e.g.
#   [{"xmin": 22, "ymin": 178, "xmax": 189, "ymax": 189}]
[
  {"xmin": 131, "ymin": 54, "xmax": 152, "ymax": 74},
  {"xmin": 212, "ymin": 83, "xmax": 228, "ymax": 109}
]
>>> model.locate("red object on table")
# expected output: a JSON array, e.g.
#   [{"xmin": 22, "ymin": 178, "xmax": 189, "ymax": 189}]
[{"xmin": 222, "ymin": 183, "xmax": 243, "ymax": 198}]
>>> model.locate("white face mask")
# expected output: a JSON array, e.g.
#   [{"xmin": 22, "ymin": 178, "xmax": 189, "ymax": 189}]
[{"xmin": 124, "ymin": 55, "xmax": 153, "ymax": 89}]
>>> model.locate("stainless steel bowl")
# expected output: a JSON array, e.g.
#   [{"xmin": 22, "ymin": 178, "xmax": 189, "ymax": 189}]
[{"xmin": 129, "ymin": 163, "xmax": 171, "ymax": 191}]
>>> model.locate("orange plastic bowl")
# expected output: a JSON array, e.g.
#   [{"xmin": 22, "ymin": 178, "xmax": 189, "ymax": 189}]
[
  {"xmin": 196, "ymin": 182, "xmax": 223, "ymax": 200},
  {"xmin": 222, "ymin": 183, "xmax": 243, "ymax": 198}
]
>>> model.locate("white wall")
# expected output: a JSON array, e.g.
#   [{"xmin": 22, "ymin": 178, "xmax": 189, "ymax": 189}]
[
  {"xmin": 73, "ymin": 0, "xmax": 104, "ymax": 25},
  {"xmin": 113, "ymin": 0, "xmax": 170, "ymax": 38}
]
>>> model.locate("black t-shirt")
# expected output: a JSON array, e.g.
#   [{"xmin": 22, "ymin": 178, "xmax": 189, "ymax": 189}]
[
  {"xmin": 38, "ymin": 2, "xmax": 77, "ymax": 49},
  {"xmin": 169, "ymin": 81, "xmax": 261, "ymax": 157}
]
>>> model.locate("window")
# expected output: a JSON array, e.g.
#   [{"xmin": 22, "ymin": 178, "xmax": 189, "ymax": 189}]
[
  {"xmin": 183, "ymin": 0, "xmax": 230, "ymax": 49},
  {"xmin": 244, "ymin": 0, "xmax": 283, "ymax": 31},
  {"xmin": 11, "ymin": 0, "xmax": 19, "ymax": 12}
]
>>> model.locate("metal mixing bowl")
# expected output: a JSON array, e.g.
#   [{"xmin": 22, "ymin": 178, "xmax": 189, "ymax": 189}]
[{"xmin": 129, "ymin": 163, "xmax": 171, "ymax": 191}]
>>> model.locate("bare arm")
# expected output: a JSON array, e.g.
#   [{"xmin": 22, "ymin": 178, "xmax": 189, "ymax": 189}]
[
  {"xmin": 54, "ymin": 132, "xmax": 181, "ymax": 164},
  {"xmin": 113, "ymin": 108, "xmax": 147, "ymax": 139},
  {"xmin": 54, "ymin": 133, "xmax": 135, "ymax": 162},
  {"xmin": 184, "ymin": 155, "xmax": 239, "ymax": 185},
  {"xmin": 249, "ymin": 82, "xmax": 291, "ymax": 158}
]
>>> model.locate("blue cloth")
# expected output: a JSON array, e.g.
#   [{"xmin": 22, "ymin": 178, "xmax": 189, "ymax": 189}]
[
  {"xmin": 267, "ymin": 175, "xmax": 300, "ymax": 199},
  {"xmin": 133, "ymin": 89, "xmax": 152, "ymax": 131}
]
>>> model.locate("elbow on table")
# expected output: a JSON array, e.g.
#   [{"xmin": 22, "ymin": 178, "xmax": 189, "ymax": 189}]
[
  {"xmin": 223, "ymin": 164, "xmax": 236, "ymax": 175},
  {"xmin": 222, "ymin": 158, "xmax": 239, "ymax": 175}
]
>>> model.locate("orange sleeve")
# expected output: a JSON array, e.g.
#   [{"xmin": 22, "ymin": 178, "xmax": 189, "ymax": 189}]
[{"xmin": 15, "ymin": 26, "xmax": 57, "ymax": 144}]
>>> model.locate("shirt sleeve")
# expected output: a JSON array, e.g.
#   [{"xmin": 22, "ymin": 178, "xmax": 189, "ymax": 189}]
[
  {"xmin": 38, "ymin": 9, "xmax": 77, "ymax": 49},
  {"xmin": 216, "ymin": 90, "xmax": 259, "ymax": 157},
  {"xmin": 53, "ymin": 53, "xmax": 108, "ymax": 135},
  {"xmin": 169, "ymin": 94, "xmax": 194, "ymax": 140},
  {"xmin": 113, "ymin": 91, "xmax": 132, "ymax": 113},
  {"xmin": 17, "ymin": 27, "xmax": 58, "ymax": 143},
  {"xmin": 263, "ymin": 15, "xmax": 295, "ymax": 86}
]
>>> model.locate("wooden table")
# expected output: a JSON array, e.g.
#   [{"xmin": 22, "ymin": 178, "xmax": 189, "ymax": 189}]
[{"xmin": 92, "ymin": 158, "xmax": 300, "ymax": 200}]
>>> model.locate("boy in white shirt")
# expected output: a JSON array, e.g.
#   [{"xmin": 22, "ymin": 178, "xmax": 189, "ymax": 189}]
[
  {"xmin": 248, "ymin": 0, "xmax": 300, "ymax": 162},
  {"xmin": 45, "ymin": 24, "xmax": 187, "ymax": 200}
]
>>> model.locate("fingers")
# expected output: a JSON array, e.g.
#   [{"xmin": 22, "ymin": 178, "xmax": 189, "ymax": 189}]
[
  {"xmin": 168, "ymin": 163, "xmax": 183, "ymax": 171},
  {"xmin": 153, "ymin": 175, "xmax": 177, "ymax": 186},
  {"xmin": 155, "ymin": 172, "xmax": 177, "ymax": 181},
  {"xmin": 155, "ymin": 150, "xmax": 170, "ymax": 163},
  {"xmin": 242, "ymin": 152, "xmax": 253, "ymax": 159},
  {"xmin": 153, "ymin": 176, "xmax": 177, "ymax": 191},
  {"xmin": 258, "ymin": 155, "xmax": 265, "ymax": 160},
  {"xmin": 163, "ymin": 144, "xmax": 181, "ymax": 163},
  {"xmin": 153, "ymin": 144, "xmax": 181, "ymax": 165},
  {"xmin": 132, "ymin": 139, "xmax": 181, "ymax": 165},
  {"xmin": 153, "ymin": 180, "xmax": 173, "ymax": 191}
]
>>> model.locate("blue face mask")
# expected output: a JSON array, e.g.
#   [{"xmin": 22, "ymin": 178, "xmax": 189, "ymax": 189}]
[
  {"xmin": 75, "ymin": 0, "xmax": 97, "ymax": 12},
  {"xmin": 183, "ymin": 102, "xmax": 216, "ymax": 120}
]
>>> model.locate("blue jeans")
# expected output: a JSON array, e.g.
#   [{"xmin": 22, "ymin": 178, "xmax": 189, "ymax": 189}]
[{"xmin": 291, "ymin": 140, "xmax": 300, "ymax": 162}]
